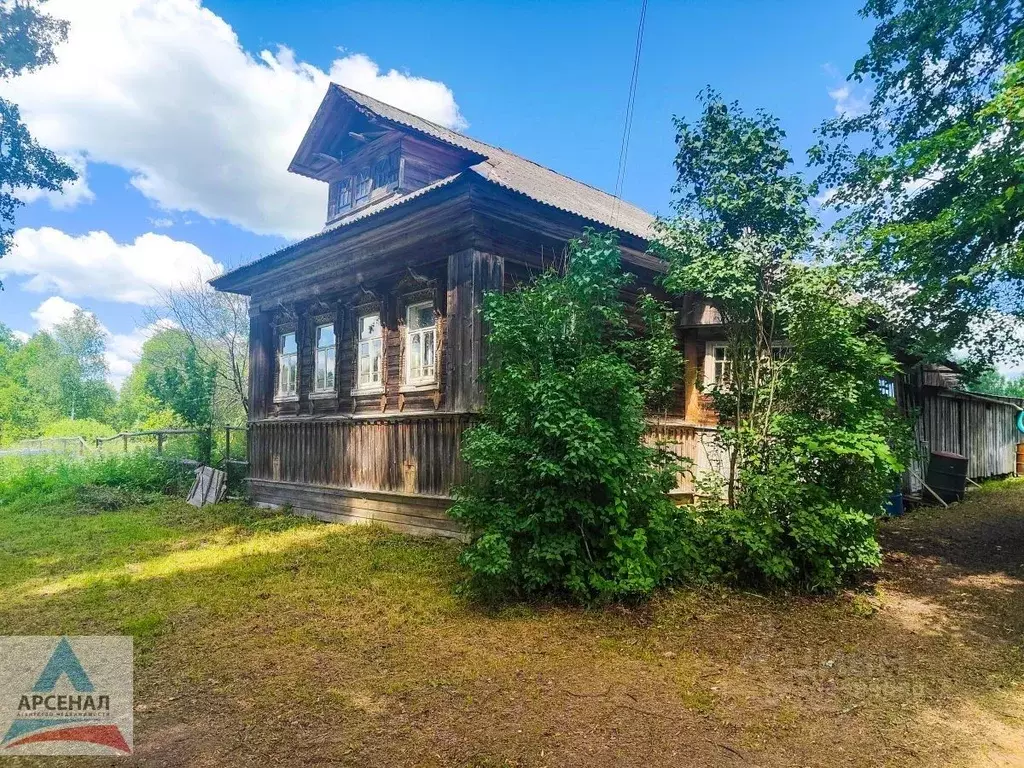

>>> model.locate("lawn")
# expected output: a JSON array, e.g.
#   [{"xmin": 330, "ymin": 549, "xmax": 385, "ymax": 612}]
[{"xmin": 2, "ymin": 484, "xmax": 1024, "ymax": 767}]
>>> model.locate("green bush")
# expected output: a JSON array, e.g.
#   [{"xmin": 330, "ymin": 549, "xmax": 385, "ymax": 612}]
[
  {"xmin": 0, "ymin": 452, "xmax": 193, "ymax": 512},
  {"xmin": 657, "ymin": 92, "xmax": 911, "ymax": 591},
  {"xmin": 41, "ymin": 418, "xmax": 116, "ymax": 442},
  {"xmin": 449, "ymin": 230, "xmax": 691, "ymax": 602}
]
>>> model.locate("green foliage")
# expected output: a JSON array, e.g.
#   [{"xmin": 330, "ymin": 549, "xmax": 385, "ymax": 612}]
[
  {"xmin": 660, "ymin": 92, "xmax": 910, "ymax": 590},
  {"xmin": 0, "ymin": 451, "xmax": 193, "ymax": 513},
  {"xmin": 0, "ymin": 0, "xmax": 76, "ymax": 269},
  {"xmin": 812, "ymin": 0, "xmax": 1024, "ymax": 364},
  {"xmin": 52, "ymin": 309, "xmax": 114, "ymax": 422},
  {"xmin": 117, "ymin": 328, "xmax": 192, "ymax": 429},
  {"xmin": 146, "ymin": 344, "xmax": 216, "ymax": 429},
  {"xmin": 449, "ymin": 230, "xmax": 690, "ymax": 602},
  {"xmin": 41, "ymin": 418, "xmax": 115, "ymax": 442},
  {"xmin": 964, "ymin": 368, "xmax": 1024, "ymax": 399}
]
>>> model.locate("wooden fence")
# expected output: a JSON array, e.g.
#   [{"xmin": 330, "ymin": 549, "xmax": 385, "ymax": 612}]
[
  {"xmin": 93, "ymin": 426, "xmax": 248, "ymax": 474},
  {"xmin": 3, "ymin": 436, "xmax": 88, "ymax": 455}
]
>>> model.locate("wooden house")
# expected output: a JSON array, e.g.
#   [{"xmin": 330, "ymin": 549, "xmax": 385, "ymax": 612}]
[{"xmin": 210, "ymin": 84, "xmax": 724, "ymax": 536}]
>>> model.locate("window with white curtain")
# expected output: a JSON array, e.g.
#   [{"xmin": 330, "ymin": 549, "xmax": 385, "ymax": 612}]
[{"xmin": 277, "ymin": 331, "xmax": 297, "ymax": 397}]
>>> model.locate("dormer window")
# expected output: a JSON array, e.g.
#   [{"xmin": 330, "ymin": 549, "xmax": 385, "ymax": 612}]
[
  {"xmin": 355, "ymin": 167, "xmax": 372, "ymax": 208},
  {"xmin": 327, "ymin": 148, "xmax": 403, "ymax": 221}
]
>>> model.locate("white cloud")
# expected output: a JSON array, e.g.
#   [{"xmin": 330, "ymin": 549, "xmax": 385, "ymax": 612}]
[
  {"xmin": 828, "ymin": 84, "xmax": 870, "ymax": 118},
  {"xmin": 4, "ymin": 227, "xmax": 222, "ymax": 305},
  {"xmin": 30, "ymin": 295, "xmax": 82, "ymax": 332},
  {"xmin": 2, "ymin": 0, "xmax": 465, "ymax": 238},
  {"xmin": 11, "ymin": 330, "xmax": 31, "ymax": 344},
  {"xmin": 149, "ymin": 217, "xmax": 174, "ymax": 228},
  {"xmin": 27, "ymin": 297, "xmax": 177, "ymax": 388}
]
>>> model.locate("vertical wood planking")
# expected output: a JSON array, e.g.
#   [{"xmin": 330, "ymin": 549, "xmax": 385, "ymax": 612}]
[{"xmin": 446, "ymin": 249, "xmax": 504, "ymax": 412}]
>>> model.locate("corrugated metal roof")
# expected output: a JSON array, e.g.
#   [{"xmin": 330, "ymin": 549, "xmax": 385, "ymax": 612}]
[
  {"xmin": 335, "ymin": 85, "xmax": 656, "ymax": 240},
  {"xmin": 213, "ymin": 85, "xmax": 656, "ymax": 291}
]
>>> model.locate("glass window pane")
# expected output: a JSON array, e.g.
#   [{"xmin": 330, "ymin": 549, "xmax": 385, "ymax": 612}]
[
  {"xmin": 360, "ymin": 314, "xmax": 380, "ymax": 340},
  {"xmin": 317, "ymin": 324, "xmax": 335, "ymax": 349},
  {"xmin": 424, "ymin": 329, "xmax": 435, "ymax": 370},
  {"xmin": 356, "ymin": 168, "xmax": 372, "ymax": 205},
  {"xmin": 407, "ymin": 303, "xmax": 433, "ymax": 331},
  {"xmin": 281, "ymin": 332, "xmax": 296, "ymax": 355}
]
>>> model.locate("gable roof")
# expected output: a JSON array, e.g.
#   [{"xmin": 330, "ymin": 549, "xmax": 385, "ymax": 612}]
[
  {"xmin": 212, "ymin": 85, "xmax": 657, "ymax": 293},
  {"xmin": 328, "ymin": 85, "xmax": 656, "ymax": 240}
]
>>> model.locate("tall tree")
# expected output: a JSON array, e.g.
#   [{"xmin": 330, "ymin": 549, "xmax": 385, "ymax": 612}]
[
  {"xmin": 52, "ymin": 309, "xmax": 111, "ymax": 421},
  {"xmin": 657, "ymin": 92, "xmax": 909, "ymax": 589},
  {"xmin": 0, "ymin": 0, "xmax": 76, "ymax": 272},
  {"xmin": 116, "ymin": 328, "xmax": 192, "ymax": 428},
  {"xmin": 812, "ymin": 0, "xmax": 1024, "ymax": 364},
  {"xmin": 149, "ymin": 276, "xmax": 249, "ymax": 422}
]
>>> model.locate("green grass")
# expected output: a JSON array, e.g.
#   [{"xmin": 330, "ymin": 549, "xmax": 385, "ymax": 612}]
[{"xmin": 3, "ymin": 484, "xmax": 1024, "ymax": 766}]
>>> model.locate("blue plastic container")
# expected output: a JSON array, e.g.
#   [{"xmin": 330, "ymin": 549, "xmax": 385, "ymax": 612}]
[{"xmin": 884, "ymin": 489, "xmax": 905, "ymax": 517}]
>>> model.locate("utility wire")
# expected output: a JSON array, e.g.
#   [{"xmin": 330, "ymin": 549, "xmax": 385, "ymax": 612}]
[{"xmin": 612, "ymin": 0, "xmax": 649, "ymax": 217}]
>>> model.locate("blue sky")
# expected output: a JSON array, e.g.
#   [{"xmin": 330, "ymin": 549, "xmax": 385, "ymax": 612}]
[{"xmin": 1, "ymin": 0, "xmax": 873, "ymax": 385}]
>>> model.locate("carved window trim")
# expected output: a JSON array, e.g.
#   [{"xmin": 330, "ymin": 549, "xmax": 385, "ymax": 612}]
[
  {"xmin": 273, "ymin": 323, "xmax": 299, "ymax": 402},
  {"xmin": 398, "ymin": 289, "xmax": 440, "ymax": 393}
]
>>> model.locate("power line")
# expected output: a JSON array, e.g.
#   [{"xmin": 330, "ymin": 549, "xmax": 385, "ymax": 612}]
[{"xmin": 613, "ymin": 0, "xmax": 649, "ymax": 213}]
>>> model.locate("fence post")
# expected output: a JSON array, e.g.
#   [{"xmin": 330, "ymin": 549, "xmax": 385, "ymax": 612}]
[
  {"xmin": 157, "ymin": 432, "xmax": 164, "ymax": 455},
  {"xmin": 122, "ymin": 434, "xmax": 128, "ymax": 453},
  {"xmin": 224, "ymin": 427, "xmax": 231, "ymax": 469},
  {"xmin": 204, "ymin": 427, "xmax": 212, "ymax": 465}
]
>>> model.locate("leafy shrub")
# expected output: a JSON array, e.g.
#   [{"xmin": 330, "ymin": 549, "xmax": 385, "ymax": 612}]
[
  {"xmin": 449, "ymin": 230, "xmax": 691, "ymax": 602},
  {"xmin": 657, "ymin": 93, "xmax": 911, "ymax": 590},
  {"xmin": 0, "ymin": 451, "xmax": 193, "ymax": 512}
]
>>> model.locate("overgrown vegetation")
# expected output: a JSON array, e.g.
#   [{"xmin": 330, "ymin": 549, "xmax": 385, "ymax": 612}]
[
  {"xmin": 449, "ymin": 230, "xmax": 688, "ymax": 602},
  {"xmin": 0, "ymin": 452, "xmax": 194, "ymax": 513},
  {"xmin": 657, "ymin": 92, "xmax": 911, "ymax": 590}
]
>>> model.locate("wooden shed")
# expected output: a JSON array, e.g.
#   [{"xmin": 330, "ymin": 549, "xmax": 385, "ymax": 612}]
[{"xmin": 211, "ymin": 84, "xmax": 723, "ymax": 536}]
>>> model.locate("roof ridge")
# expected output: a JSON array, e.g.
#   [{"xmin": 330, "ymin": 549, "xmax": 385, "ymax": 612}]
[{"xmin": 331, "ymin": 83, "xmax": 649, "ymax": 216}]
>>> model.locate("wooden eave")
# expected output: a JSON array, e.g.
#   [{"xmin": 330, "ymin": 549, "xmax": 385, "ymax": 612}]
[
  {"xmin": 289, "ymin": 85, "xmax": 485, "ymax": 181},
  {"xmin": 211, "ymin": 175, "xmax": 665, "ymax": 298}
]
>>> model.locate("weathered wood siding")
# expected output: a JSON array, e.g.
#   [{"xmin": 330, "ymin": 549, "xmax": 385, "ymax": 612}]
[
  {"xmin": 645, "ymin": 420, "xmax": 721, "ymax": 496},
  {"xmin": 249, "ymin": 414, "xmax": 471, "ymax": 495},
  {"xmin": 247, "ymin": 413, "xmax": 473, "ymax": 537},
  {"xmin": 919, "ymin": 390, "xmax": 1023, "ymax": 480},
  {"xmin": 446, "ymin": 250, "xmax": 504, "ymax": 412}
]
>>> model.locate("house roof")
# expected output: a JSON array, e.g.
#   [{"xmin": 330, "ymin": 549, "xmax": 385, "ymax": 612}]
[
  {"xmin": 330, "ymin": 85, "xmax": 656, "ymax": 241},
  {"xmin": 211, "ymin": 85, "xmax": 656, "ymax": 292}
]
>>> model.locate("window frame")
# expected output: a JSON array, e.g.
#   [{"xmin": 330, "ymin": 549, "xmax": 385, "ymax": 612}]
[
  {"xmin": 352, "ymin": 310, "xmax": 384, "ymax": 395},
  {"xmin": 312, "ymin": 321, "xmax": 337, "ymax": 395},
  {"xmin": 275, "ymin": 329, "xmax": 299, "ymax": 400},
  {"xmin": 403, "ymin": 300, "xmax": 437, "ymax": 388},
  {"xmin": 704, "ymin": 343, "xmax": 731, "ymax": 388},
  {"xmin": 354, "ymin": 167, "xmax": 373, "ymax": 208}
]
